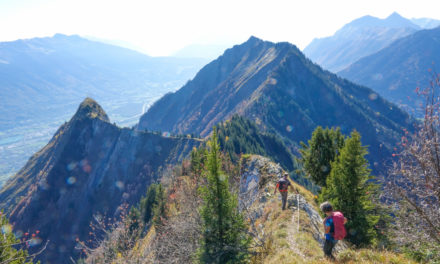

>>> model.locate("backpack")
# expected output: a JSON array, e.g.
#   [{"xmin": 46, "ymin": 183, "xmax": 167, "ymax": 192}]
[
  {"xmin": 331, "ymin": 211, "xmax": 347, "ymax": 240},
  {"xmin": 278, "ymin": 179, "xmax": 289, "ymax": 191}
]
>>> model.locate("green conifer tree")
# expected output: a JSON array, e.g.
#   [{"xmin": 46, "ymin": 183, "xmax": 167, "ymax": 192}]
[
  {"xmin": 0, "ymin": 213, "xmax": 35, "ymax": 264},
  {"xmin": 198, "ymin": 128, "xmax": 250, "ymax": 264},
  {"xmin": 152, "ymin": 184, "xmax": 167, "ymax": 228},
  {"xmin": 127, "ymin": 206, "xmax": 141, "ymax": 237},
  {"xmin": 299, "ymin": 126, "xmax": 345, "ymax": 187},
  {"xmin": 191, "ymin": 146, "xmax": 207, "ymax": 178},
  {"xmin": 320, "ymin": 131, "xmax": 379, "ymax": 246},
  {"xmin": 139, "ymin": 183, "xmax": 159, "ymax": 224}
]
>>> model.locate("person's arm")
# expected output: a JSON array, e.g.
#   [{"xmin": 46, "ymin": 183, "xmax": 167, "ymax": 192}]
[
  {"xmin": 274, "ymin": 183, "xmax": 279, "ymax": 194},
  {"xmin": 324, "ymin": 218, "xmax": 331, "ymax": 235},
  {"xmin": 344, "ymin": 217, "xmax": 348, "ymax": 224},
  {"xmin": 325, "ymin": 224, "xmax": 331, "ymax": 235}
]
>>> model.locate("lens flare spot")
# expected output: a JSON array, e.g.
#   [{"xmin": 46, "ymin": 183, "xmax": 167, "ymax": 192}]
[
  {"xmin": 255, "ymin": 118, "xmax": 261, "ymax": 125},
  {"xmin": 115, "ymin": 181, "xmax": 124, "ymax": 190},
  {"xmin": 1, "ymin": 224, "xmax": 12, "ymax": 234},
  {"xmin": 372, "ymin": 73, "xmax": 383, "ymax": 81},
  {"xmin": 38, "ymin": 180, "xmax": 50, "ymax": 190},
  {"xmin": 29, "ymin": 237, "xmax": 42, "ymax": 247},
  {"xmin": 67, "ymin": 162, "xmax": 77, "ymax": 171},
  {"xmin": 67, "ymin": 177, "xmax": 76, "ymax": 185},
  {"xmin": 369, "ymin": 93, "xmax": 378, "ymax": 100},
  {"xmin": 15, "ymin": 230, "xmax": 23, "ymax": 238},
  {"xmin": 219, "ymin": 174, "xmax": 226, "ymax": 182},
  {"xmin": 82, "ymin": 164, "xmax": 92, "ymax": 173}
]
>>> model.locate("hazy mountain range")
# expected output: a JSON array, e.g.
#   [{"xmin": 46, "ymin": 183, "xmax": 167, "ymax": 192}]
[
  {"xmin": 338, "ymin": 26, "xmax": 440, "ymax": 114},
  {"xmin": 0, "ymin": 33, "xmax": 207, "ymax": 130},
  {"xmin": 410, "ymin": 17, "xmax": 440, "ymax": 29},
  {"xmin": 303, "ymin": 12, "xmax": 420, "ymax": 72}
]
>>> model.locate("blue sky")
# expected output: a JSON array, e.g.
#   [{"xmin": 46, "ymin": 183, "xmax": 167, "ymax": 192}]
[{"xmin": 1, "ymin": 0, "xmax": 439, "ymax": 56}]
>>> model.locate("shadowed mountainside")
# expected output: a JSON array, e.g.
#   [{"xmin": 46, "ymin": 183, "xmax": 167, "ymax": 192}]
[{"xmin": 0, "ymin": 98, "xmax": 201, "ymax": 263}]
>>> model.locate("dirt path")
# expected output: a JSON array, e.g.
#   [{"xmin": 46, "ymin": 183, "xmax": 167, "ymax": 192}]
[{"xmin": 287, "ymin": 200, "xmax": 307, "ymax": 260}]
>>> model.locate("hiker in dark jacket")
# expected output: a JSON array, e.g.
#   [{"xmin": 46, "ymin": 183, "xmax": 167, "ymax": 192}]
[
  {"xmin": 320, "ymin": 201, "xmax": 348, "ymax": 260},
  {"xmin": 273, "ymin": 173, "xmax": 296, "ymax": 210}
]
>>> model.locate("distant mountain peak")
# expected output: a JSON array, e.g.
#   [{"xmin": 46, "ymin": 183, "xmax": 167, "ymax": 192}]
[
  {"xmin": 384, "ymin": 12, "xmax": 417, "ymax": 27},
  {"xmin": 240, "ymin": 36, "xmax": 266, "ymax": 48},
  {"xmin": 247, "ymin": 36, "xmax": 263, "ymax": 43},
  {"xmin": 51, "ymin": 33, "xmax": 82, "ymax": 40},
  {"xmin": 72, "ymin": 97, "xmax": 109, "ymax": 122},
  {"xmin": 343, "ymin": 12, "xmax": 418, "ymax": 30},
  {"xmin": 387, "ymin": 12, "xmax": 403, "ymax": 19}
]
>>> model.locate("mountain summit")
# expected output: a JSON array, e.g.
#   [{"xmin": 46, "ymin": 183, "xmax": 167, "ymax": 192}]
[
  {"xmin": 72, "ymin": 97, "xmax": 110, "ymax": 122},
  {"xmin": 139, "ymin": 36, "xmax": 413, "ymax": 173},
  {"xmin": 139, "ymin": 36, "xmax": 294, "ymax": 136}
]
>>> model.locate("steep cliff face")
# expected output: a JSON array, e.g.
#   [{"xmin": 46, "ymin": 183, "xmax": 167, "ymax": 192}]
[{"xmin": 0, "ymin": 98, "xmax": 201, "ymax": 263}]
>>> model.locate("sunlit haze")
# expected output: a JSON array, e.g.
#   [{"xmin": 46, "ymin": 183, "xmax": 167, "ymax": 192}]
[{"xmin": 1, "ymin": 0, "xmax": 439, "ymax": 56}]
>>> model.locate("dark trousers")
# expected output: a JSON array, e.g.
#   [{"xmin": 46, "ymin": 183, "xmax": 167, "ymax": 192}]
[
  {"xmin": 281, "ymin": 191, "xmax": 288, "ymax": 210},
  {"xmin": 323, "ymin": 239, "xmax": 337, "ymax": 259}
]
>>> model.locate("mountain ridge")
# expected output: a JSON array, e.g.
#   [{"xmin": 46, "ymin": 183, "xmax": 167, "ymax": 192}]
[{"xmin": 139, "ymin": 36, "xmax": 413, "ymax": 175}]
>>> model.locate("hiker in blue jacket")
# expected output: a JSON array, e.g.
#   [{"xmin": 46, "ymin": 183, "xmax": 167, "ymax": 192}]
[{"xmin": 320, "ymin": 201, "xmax": 347, "ymax": 260}]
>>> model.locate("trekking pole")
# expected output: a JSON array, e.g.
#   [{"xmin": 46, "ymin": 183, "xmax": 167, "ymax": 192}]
[{"xmin": 297, "ymin": 193, "xmax": 300, "ymax": 232}]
